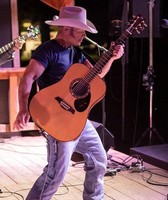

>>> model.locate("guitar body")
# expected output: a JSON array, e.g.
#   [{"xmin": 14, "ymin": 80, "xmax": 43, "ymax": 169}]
[{"xmin": 29, "ymin": 63, "xmax": 106, "ymax": 141}]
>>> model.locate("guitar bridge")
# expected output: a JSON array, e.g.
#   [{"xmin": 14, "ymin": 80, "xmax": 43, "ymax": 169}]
[{"xmin": 55, "ymin": 97, "xmax": 75, "ymax": 114}]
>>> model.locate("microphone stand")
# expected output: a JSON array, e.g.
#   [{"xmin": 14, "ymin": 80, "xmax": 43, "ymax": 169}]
[
  {"xmin": 84, "ymin": 37, "xmax": 108, "ymax": 52},
  {"xmin": 135, "ymin": 0, "xmax": 165, "ymax": 146}
]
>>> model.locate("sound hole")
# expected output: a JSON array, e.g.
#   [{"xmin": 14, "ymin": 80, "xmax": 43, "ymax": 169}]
[{"xmin": 70, "ymin": 78, "xmax": 90, "ymax": 98}]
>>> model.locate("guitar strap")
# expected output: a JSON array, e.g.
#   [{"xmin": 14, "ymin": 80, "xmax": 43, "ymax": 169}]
[{"xmin": 74, "ymin": 46, "xmax": 96, "ymax": 65}]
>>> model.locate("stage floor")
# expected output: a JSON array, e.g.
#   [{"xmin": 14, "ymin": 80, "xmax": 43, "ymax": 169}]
[{"xmin": 0, "ymin": 136, "xmax": 167, "ymax": 200}]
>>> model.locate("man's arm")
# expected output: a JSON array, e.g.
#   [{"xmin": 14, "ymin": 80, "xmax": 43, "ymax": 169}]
[
  {"xmin": 14, "ymin": 59, "xmax": 45, "ymax": 130},
  {"xmin": 84, "ymin": 44, "xmax": 124, "ymax": 78}
]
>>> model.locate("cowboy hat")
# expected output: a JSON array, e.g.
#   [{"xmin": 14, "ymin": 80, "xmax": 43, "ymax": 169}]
[{"xmin": 45, "ymin": 6, "xmax": 98, "ymax": 34}]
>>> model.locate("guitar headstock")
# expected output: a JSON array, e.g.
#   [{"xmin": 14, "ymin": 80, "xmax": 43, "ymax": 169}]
[
  {"xmin": 128, "ymin": 15, "xmax": 147, "ymax": 35},
  {"xmin": 26, "ymin": 25, "xmax": 40, "ymax": 39}
]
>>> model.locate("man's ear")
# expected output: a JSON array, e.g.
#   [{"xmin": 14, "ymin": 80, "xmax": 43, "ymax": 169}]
[{"xmin": 63, "ymin": 26, "xmax": 71, "ymax": 34}]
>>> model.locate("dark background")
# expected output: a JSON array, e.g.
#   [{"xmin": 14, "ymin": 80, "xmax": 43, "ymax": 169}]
[{"xmin": 16, "ymin": 0, "xmax": 168, "ymax": 154}]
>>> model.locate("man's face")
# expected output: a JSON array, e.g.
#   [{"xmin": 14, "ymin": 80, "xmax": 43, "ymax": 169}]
[{"xmin": 68, "ymin": 27, "xmax": 86, "ymax": 46}]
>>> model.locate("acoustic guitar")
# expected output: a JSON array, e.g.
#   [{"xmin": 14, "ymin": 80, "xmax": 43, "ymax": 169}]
[{"xmin": 29, "ymin": 15, "xmax": 146, "ymax": 142}]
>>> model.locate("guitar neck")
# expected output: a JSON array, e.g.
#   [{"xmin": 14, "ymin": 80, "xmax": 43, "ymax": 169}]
[
  {"xmin": 83, "ymin": 15, "xmax": 146, "ymax": 84},
  {"xmin": 0, "ymin": 41, "xmax": 15, "ymax": 54},
  {"xmin": 0, "ymin": 34, "xmax": 29, "ymax": 55},
  {"xmin": 84, "ymin": 29, "xmax": 130, "ymax": 83}
]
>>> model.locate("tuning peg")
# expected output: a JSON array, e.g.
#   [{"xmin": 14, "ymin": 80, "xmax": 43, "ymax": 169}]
[
  {"xmin": 33, "ymin": 36, "xmax": 38, "ymax": 39},
  {"xmin": 140, "ymin": 20, "xmax": 147, "ymax": 27},
  {"xmin": 27, "ymin": 25, "xmax": 32, "ymax": 31},
  {"xmin": 136, "ymin": 29, "xmax": 141, "ymax": 34}
]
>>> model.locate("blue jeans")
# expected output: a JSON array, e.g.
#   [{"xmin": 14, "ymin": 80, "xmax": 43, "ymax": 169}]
[{"xmin": 26, "ymin": 120, "xmax": 107, "ymax": 200}]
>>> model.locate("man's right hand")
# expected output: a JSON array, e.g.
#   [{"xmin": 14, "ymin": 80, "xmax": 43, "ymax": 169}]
[{"xmin": 14, "ymin": 109, "xmax": 30, "ymax": 130}]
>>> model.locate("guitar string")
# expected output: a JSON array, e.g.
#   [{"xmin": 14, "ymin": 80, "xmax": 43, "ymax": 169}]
[
  {"xmin": 71, "ymin": 49, "xmax": 113, "ymax": 97},
  {"xmin": 71, "ymin": 21, "xmax": 136, "ymax": 95}
]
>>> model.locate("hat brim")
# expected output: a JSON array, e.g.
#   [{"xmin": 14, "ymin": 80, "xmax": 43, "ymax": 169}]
[{"xmin": 45, "ymin": 18, "xmax": 98, "ymax": 34}]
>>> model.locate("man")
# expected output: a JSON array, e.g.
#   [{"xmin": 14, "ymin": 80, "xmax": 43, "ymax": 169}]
[
  {"xmin": 14, "ymin": 6, "xmax": 124, "ymax": 200},
  {"xmin": 0, "ymin": 38, "xmax": 25, "ymax": 66}
]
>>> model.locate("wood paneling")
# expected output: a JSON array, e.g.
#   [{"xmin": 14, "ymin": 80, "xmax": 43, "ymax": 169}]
[{"xmin": 0, "ymin": 68, "xmax": 38, "ymax": 133}]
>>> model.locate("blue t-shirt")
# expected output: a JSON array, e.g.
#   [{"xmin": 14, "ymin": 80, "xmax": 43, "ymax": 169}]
[{"xmin": 32, "ymin": 39, "xmax": 86, "ymax": 89}]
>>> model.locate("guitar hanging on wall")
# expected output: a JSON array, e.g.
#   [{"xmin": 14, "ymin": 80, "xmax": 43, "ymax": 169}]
[
  {"xmin": 0, "ymin": 25, "xmax": 40, "ymax": 54},
  {"xmin": 29, "ymin": 15, "xmax": 147, "ymax": 142}
]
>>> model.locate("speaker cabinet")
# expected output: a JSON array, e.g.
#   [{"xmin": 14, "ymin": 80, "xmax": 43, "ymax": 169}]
[{"xmin": 90, "ymin": 120, "xmax": 115, "ymax": 151}]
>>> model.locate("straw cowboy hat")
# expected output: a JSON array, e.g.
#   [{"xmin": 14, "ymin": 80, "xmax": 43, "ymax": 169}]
[{"xmin": 45, "ymin": 6, "xmax": 98, "ymax": 33}]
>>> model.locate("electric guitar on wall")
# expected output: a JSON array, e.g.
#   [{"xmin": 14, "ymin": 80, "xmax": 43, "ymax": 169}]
[
  {"xmin": 29, "ymin": 15, "xmax": 147, "ymax": 142},
  {"xmin": 0, "ymin": 25, "xmax": 40, "ymax": 54}
]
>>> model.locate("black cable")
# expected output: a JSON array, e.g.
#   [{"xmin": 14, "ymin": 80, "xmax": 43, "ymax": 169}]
[
  {"xmin": 1, "ymin": 141, "xmax": 45, "ymax": 147},
  {"xmin": 0, "ymin": 147, "xmax": 45, "ymax": 155},
  {"xmin": 0, "ymin": 137, "xmax": 45, "ymax": 147},
  {"xmin": 121, "ymin": 154, "xmax": 144, "ymax": 167},
  {"xmin": 0, "ymin": 138, "xmax": 46, "ymax": 155},
  {"xmin": 0, "ymin": 189, "xmax": 24, "ymax": 200},
  {"xmin": 142, "ymin": 169, "xmax": 168, "ymax": 186}
]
